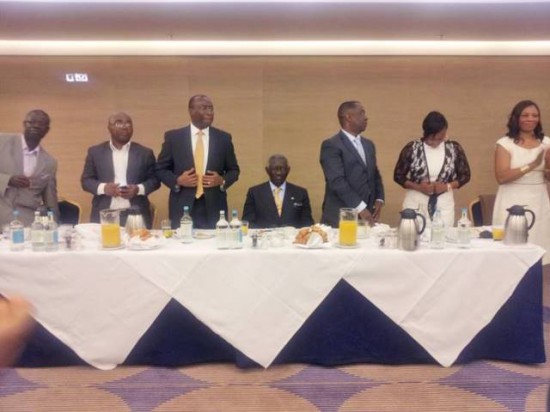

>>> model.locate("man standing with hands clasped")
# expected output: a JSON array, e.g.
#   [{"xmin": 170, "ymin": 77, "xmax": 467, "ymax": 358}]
[
  {"xmin": 320, "ymin": 101, "xmax": 385, "ymax": 227},
  {"xmin": 0, "ymin": 109, "xmax": 59, "ymax": 227},
  {"xmin": 156, "ymin": 95, "xmax": 240, "ymax": 229},
  {"xmin": 81, "ymin": 112, "xmax": 160, "ymax": 228}
]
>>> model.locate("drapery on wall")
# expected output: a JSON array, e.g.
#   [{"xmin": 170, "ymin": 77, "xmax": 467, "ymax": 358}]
[{"xmin": 1, "ymin": 55, "xmax": 549, "ymax": 227}]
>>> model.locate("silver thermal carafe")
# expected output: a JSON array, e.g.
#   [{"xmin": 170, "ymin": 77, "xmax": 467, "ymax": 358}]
[
  {"xmin": 398, "ymin": 208, "xmax": 426, "ymax": 251},
  {"xmin": 503, "ymin": 205, "xmax": 535, "ymax": 245},
  {"xmin": 125, "ymin": 207, "xmax": 145, "ymax": 235}
]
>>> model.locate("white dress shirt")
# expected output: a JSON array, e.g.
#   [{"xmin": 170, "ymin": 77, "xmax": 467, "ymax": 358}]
[
  {"xmin": 97, "ymin": 141, "xmax": 145, "ymax": 210},
  {"xmin": 190, "ymin": 124, "xmax": 210, "ymax": 174},
  {"xmin": 21, "ymin": 135, "xmax": 40, "ymax": 177}
]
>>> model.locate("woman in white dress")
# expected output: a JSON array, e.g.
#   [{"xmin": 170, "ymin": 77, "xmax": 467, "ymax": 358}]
[
  {"xmin": 493, "ymin": 100, "xmax": 550, "ymax": 264},
  {"xmin": 394, "ymin": 111, "xmax": 471, "ymax": 228}
]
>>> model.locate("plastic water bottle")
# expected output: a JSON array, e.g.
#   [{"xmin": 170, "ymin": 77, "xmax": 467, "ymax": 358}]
[
  {"xmin": 215, "ymin": 210, "xmax": 230, "ymax": 249},
  {"xmin": 430, "ymin": 208, "xmax": 445, "ymax": 249},
  {"xmin": 457, "ymin": 207, "xmax": 472, "ymax": 248},
  {"xmin": 31, "ymin": 210, "xmax": 46, "ymax": 251},
  {"xmin": 178, "ymin": 206, "xmax": 193, "ymax": 243},
  {"xmin": 45, "ymin": 210, "xmax": 59, "ymax": 251},
  {"xmin": 9, "ymin": 210, "xmax": 25, "ymax": 251},
  {"xmin": 229, "ymin": 209, "xmax": 243, "ymax": 249}
]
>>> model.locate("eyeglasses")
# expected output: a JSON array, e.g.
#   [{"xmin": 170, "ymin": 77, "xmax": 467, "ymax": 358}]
[
  {"xmin": 24, "ymin": 120, "xmax": 49, "ymax": 127},
  {"xmin": 111, "ymin": 121, "xmax": 132, "ymax": 128}
]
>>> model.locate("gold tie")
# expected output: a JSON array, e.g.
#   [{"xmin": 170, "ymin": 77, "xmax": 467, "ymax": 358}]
[
  {"xmin": 273, "ymin": 187, "xmax": 283, "ymax": 216},
  {"xmin": 194, "ymin": 131, "xmax": 205, "ymax": 198}
]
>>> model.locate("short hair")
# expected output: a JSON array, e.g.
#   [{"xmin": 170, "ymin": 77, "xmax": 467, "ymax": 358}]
[
  {"xmin": 26, "ymin": 109, "xmax": 50, "ymax": 125},
  {"xmin": 337, "ymin": 101, "xmax": 360, "ymax": 126},
  {"xmin": 267, "ymin": 154, "xmax": 288, "ymax": 167},
  {"xmin": 422, "ymin": 111, "xmax": 448, "ymax": 138},
  {"xmin": 506, "ymin": 100, "xmax": 544, "ymax": 141},
  {"xmin": 188, "ymin": 94, "xmax": 209, "ymax": 109}
]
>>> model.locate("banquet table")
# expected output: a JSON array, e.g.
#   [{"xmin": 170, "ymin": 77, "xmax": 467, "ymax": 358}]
[{"xmin": 0, "ymin": 230, "xmax": 545, "ymax": 369}]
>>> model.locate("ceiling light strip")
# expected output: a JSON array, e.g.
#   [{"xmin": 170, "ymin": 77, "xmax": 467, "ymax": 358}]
[{"xmin": 1, "ymin": 40, "xmax": 550, "ymax": 56}]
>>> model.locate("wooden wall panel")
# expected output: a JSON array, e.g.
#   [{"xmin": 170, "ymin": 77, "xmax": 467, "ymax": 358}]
[{"xmin": 1, "ymin": 56, "xmax": 549, "ymax": 227}]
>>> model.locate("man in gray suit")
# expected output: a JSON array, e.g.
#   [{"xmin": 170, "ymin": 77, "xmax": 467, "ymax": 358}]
[
  {"xmin": 156, "ymin": 95, "xmax": 240, "ymax": 229},
  {"xmin": 320, "ymin": 101, "xmax": 385, "ymax": 227},
  {"xmin": 81, "ymin": 112, "xmax": 160, "ymax": 228},
  {"xmin": 0, "ymin": 109, "xmax": 59, "ymax": 227}
]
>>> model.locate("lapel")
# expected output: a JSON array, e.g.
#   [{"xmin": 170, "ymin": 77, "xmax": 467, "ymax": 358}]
[
  {"xmin": 261, "ymin": 182, "xmax": 280, "ymax": 221},
  {"xmin": 281, "ymin": 183, "xmax": 293, "ymax": 217},
  {"xmin": 206, "ymin": 127, "xmax": 216, "ymax": 171},
  {"xmin": 12, "ymin": 135, "xmax": 24, "ymax": 175},
  {"xmin": 339, "ymin": 132, "xmax": 368, "ymax": 172},
  {"xmin": 180, "ymin": 126, "xmax": 194, "ymax": 169},
  {"xmin": 126, "ymin": 143, "xmax": 137, "ymax": 184},
  {"xmin": 101, "ymin": 142, "xmax": 115, "ymax": 182}
]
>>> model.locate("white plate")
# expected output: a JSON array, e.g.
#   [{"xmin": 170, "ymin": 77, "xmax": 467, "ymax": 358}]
[
  {"xmin": 193, "ymin": 231, "xmax": 215, "ymax": 240},
  {"xmin": 334, "ymin": 242, "xmax": 361, "ymax": 249},
  {"xmin": 294, "ymin": 242, "xmax": 331, "ymax": 250},
  {"xmin": 126, "ymin": 234, "xmax": 165, "ymax": 250},
  {"xmin": 99, "ymin": 245, "xmax": 125, "ymax": 251}
]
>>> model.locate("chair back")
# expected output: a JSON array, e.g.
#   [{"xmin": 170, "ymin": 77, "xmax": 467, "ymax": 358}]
[
  {"xmin": 468, "ymin": 194, "xmax": 496, "ymax": 226},
  {"xmin": 58, "ymin": 199, "xmax": 81, "ymax": 225}
]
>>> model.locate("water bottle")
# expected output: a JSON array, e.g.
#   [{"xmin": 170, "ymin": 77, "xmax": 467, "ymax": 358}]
[
  {"xmin": 215, "ymin": 210, "xmax": 230, "ymax": 249},
  {"xmin": 430, "ymin": 208, "xmax": 445, "ymax": 249},
  {"xmin": 178, "ymin": 206, "xmax": 193, "ymax": 243},
  {"xmin": 457, "ymin": 207, "xmax": 472, "ymax": 248},
  {"xmin": 9, "ymin": 210, "xmax": 25, "ymax": 251},
  {"xmin": 229, "ymin": 209, "xmax": 243, "ymax": 249},
  {"xmin": 31, "ymin": 210, "xmax": 46, "ymax": 251},
  {"xmin": 45, "ymin": 210, "xmax": 59, "ymax": 251},
  {"xmin": 417, "ymin": 202, "xmax": 431, "ymax": 242}
]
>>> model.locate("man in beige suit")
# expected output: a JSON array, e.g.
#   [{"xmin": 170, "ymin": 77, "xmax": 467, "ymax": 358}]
[{"xmin": 0, "ymin": 110, "xmax": 59, "ymax": 227}]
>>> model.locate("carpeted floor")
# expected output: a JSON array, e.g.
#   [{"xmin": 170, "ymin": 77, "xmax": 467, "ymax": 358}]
[{"xmin": 0, "ymin": 266, "xmax": 548, "ymax": 412}]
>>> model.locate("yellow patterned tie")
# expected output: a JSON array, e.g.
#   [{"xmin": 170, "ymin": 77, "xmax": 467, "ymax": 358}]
[
  {"xmin": 194, "ymin": 130, "xmax": 205, "ymax": 198},
  {"xmin": 273, "ymin": 187, "xmax": 283, "ymax": 216}
]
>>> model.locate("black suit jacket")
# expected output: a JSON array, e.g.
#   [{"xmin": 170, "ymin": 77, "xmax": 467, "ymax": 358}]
[
  {"xmin": 81, "ymin": 141, "xmax": 160, "ymax": 228},
  {"xmin": 242, "ymin": 181, "xmax": 314, "ymax": 229},
  {"xmin": 320, "ymin": 131, "xmax": 385, "ymax": 227},
  {"xmin": 155, "ymin": 125, "xmax": 240, "ymax": 228}
]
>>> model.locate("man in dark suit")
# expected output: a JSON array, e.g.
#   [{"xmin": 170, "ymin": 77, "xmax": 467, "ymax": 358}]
[
  {"xmin": 81, "ymin": 112, "xmax": 160, "ymax": 228},
  {"xmin": 156, "ymin": 95, "xmax": 240, "ymax": 229},
  {"xmin": 320, "ymin": 101, "xmax": 385, "ymax": 227},
  {"xmin": 243, "ymin": 154, "xmax": 314, "ymax": 229}
]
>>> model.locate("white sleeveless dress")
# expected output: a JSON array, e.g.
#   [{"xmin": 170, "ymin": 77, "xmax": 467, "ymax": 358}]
[{"xmin": 492, "ymin": 136, "xmax": 550, "ymax": 264}]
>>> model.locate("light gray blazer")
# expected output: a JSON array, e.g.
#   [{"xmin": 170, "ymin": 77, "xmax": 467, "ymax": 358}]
[{"xmin": 0, "ymin": 133, "xmax": 59, "ymax": 226}]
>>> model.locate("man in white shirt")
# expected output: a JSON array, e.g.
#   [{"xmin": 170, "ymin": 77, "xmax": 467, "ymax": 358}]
[
  {"xmin": 0, "ymin": 109, "xmax": 59, "ymax": 227},
  {"xmin": 81, "ymin": 112, "xmax": 160, "ymax": 228}
]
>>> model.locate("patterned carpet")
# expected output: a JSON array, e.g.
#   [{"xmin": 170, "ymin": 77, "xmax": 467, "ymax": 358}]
[{"xmin": 0, "ymin": 267, "xmax": 548, "ymax": 412}]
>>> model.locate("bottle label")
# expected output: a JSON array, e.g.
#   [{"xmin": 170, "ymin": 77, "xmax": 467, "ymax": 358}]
[{"xmin": 11, "ymin": 229, "xmax": 24, "ymax": 244}]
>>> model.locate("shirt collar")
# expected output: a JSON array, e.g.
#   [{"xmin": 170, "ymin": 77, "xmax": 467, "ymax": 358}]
[
  {"xmin": 269, "ymin": 181, "xmax": 287, "ymax": 192},
  {"xmin": 21, "ymin": 135, "xmax": 40, "ymax": 155},
  {"xmin": 109, "ymin": 140, "xmax": 131, "ymax": 152},
  {"xmin": 341, "ymin": 129, "xmax": 361, "ymax": 143},
  {"xmin": 191, "ymin": 123, "xmax": 210, "ymax": 136}
]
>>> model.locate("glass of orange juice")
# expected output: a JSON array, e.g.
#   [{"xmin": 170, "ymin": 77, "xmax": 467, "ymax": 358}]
[
  {"xmin": 100, "ymin": 209, "xmax": 121, "ymax": 248},
  {"xmin": 492, "ymin": 225, "xmax": 505, "ymax": 241},
  {"xmin": 339, "ymin": 208, "xmax": 358, "ymax": 247}
]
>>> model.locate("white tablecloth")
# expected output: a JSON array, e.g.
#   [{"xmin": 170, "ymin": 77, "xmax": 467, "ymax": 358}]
[{"xmin": 0, "ymin": 234, "xmax": 544, "ymax": 369}]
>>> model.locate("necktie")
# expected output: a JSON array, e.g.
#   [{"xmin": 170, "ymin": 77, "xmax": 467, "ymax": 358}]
[
  {"xmin": 273, "ymin": 187, "xmax": 283, "ymax": 216},
  {"xmin": 194, "ymin": 131, "xmax": 205, "ymax": 198}
]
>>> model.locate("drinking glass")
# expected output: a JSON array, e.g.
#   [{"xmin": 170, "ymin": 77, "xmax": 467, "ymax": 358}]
[
  {"xmin": 100, "ymin": 209, "xmax": 121, "ymax": 248},
  {"xmin": 161, "ymin": 219, "xmax": 173, "ymax": 238},
  {"xmin": 492, "ymin": 225, "xmax": 505, "ymax": 241},
  {"xmin": 338, "ymin": 208, "xmax": 358, "ymax": 247},
  {"xmin": 241, "ymin": 220, "xmax": 249, "ymax": 237}
]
